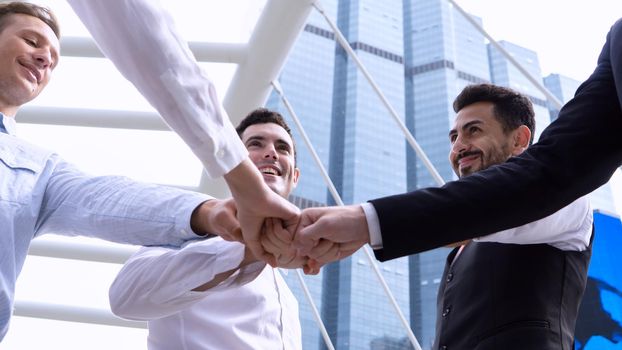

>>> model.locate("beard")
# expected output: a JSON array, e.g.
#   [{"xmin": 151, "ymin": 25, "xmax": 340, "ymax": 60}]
[{"xmin": 456, "ymin": 143, "xmax": 512, "ymax": 178}]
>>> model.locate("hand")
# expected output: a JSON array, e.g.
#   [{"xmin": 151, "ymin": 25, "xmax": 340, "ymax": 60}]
[
  {"xmin": 190, "ymin": 198, "xmax": 240, "ymax": 240},
  {"xmin": 224, "ymin": 159, "xmax": 300, "ymax": 265},
  {"xmin": 261, "ymin": 218, "xmax": 305, "ymax": 268},
  {"xmin": 261, "ymin": 219, "xmax": 322, "ymax": 274},
  {"xmin": 294, "ymin": 205, "xmax": 370, "ymax": 265}
]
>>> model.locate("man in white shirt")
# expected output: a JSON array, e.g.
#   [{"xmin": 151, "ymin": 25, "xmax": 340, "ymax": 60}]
[{"xmin": 109, "ymin": 109, "xmax": 306, "ymax": 350}]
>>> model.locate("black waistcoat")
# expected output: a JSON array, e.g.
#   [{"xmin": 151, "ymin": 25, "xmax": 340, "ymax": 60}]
[{"xmin": 433, "ymin": 238, "xmax": 592, "ymax": 350}]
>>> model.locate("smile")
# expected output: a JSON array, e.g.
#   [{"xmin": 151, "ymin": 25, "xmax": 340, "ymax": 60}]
[
  {"xmin": 18, "ymin": 62, "xmax": 41, "ymax": 84},
  {"xmin": 458, "ymin": 154, "xmax": 480, "ymax": 166},
  {"xmin": 259, "ymin": 166, "xmax": 281, "ymax": 176}
]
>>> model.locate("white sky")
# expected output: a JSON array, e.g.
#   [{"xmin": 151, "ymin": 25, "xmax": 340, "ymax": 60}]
[{"xmin": 4, "ymin": 1, "xmax": 622, "ymax": 349}]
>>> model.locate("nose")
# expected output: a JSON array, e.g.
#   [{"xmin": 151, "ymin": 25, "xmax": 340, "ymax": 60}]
[
  {"xmin": 33, "ymin": 48, "xmax": 52, "ymax": 69},
  {"xmin": 450, "ymin": 134, "xmax": 469, "ymax": 158},
  {"xmin": 264, "ymin": 145, "xmax": 278, "ymax": 160}
]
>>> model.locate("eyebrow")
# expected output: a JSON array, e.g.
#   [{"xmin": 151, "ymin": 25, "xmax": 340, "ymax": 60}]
[
  {"xmin": 245, "ymin": 135, "xmax": 293, "ymax": 149},
  {"xmin": 448, "ymin": 120, "xmax": 483, "ymax": 137}
]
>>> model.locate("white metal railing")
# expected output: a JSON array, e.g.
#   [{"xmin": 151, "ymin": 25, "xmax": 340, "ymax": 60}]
[
  {"xmin": 60, "ymin": 36, "xmax": 248, "ymax": 63},
  {"xmin": 28, "ymin": 240, "xmax": 137, "ymax": 264},
  {"xmin": 20, "ymin": 239, "xmax": 145, "ymax": 329},
  {"xmin": 14, "ymin": 300, "xmax": 147, "ymax": 329}
]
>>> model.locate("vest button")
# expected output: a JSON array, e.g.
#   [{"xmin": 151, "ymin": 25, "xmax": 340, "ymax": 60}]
[
  {"xmin": 446, "ymin": 273, "xmax": 453, "ymax": 282},
  {"xmin": 442, "ymin": 306, "xmax": 451, "ymax": 317}
]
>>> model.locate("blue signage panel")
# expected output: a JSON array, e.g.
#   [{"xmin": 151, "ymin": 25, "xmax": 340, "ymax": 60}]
[{"xmin": 575, "ymin": 211, "xmax": 622, "ymax": 350}]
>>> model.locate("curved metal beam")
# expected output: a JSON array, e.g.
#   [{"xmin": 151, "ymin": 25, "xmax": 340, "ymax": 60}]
[{"xmin": 223, "ymin": 0, "xmax": 315, "ymax": 123}]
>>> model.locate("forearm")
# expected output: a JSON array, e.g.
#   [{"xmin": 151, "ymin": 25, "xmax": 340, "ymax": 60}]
[
  {"xmin": 38, "ymin": 161, "xmax": 210, "ymax": 246},
  {"xmin": 192, "ymin": 248, "xmax": 258, "ymax": 291},
  {"xmin": 109, "ymin": 241, "xmax": 263, "ymax": 320},
  {"xmin": 68, "ymin": 0, "xmax": 247, "ymax": 177}
]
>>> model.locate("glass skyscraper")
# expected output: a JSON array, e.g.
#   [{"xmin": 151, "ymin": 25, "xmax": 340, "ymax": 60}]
[
  {"xmin": 403, "ymin": 1, "xmax": 489, "ymax": 347},
  {"xmin": 268, "ymin": 1, "xmax": 413, "ymax": 349}
]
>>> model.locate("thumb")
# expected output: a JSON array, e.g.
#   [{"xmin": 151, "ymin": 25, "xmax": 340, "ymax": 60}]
[{"xmin": 294, "ymin": 209, "xmax": 323, "ymax": 252}]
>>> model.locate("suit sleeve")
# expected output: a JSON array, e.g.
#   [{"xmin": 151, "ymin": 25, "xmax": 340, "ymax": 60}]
[{"xmin": 372, "ymin": 19, "xmax": 622, "ymax": 261}]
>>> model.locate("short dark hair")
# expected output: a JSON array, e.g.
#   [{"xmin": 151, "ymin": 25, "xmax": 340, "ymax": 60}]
[
  {"xmin": 453, "ymin": 84, "xmax": 536, "ymax": 144},
  {"xmin": 0, "ymin": 2, "xmax": 60, "ymax": 39},
  {"xmin": 236, "ymin": 108, "xmax": 296, "ymax": 161}
]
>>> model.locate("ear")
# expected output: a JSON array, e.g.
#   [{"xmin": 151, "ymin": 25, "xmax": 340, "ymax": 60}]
[
  {"xmin": 291, "ymin": 168, "xmax": 300, "ymax": 188},
  {"xmin": 511, "ymin": 125, "xmax": 531, "ymax": 156}
]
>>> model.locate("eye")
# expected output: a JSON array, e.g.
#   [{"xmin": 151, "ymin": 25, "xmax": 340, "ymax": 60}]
[
  {"xmin": 24, "ymin": 37, "xmax": 37, "ymax": 47},
  {"xmin": 277, "ymin": 144, "xmax": 291, "ymax": 154},
  {"xmin": 246, "ymin": 140, "xmax": 262, "ymax": 148},
  {"xmin": 469, "ymin": 126, "xmax": 480, "ymax": 134},
  {"xmin": 449, "ymin": 134, "xmax": 457, "ymax": 143}
]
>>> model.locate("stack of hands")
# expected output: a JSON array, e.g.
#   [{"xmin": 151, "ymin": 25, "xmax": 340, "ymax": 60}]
[{"xmin": 192, "ymin": 185, "xmax": 371, "ymax": 275}]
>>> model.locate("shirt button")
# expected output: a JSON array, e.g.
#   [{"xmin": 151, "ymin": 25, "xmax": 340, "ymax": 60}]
[
  {"xmin": 216, "ymin": 149, "xmax": 225, "ymax": 158},
  {"xmin": 442, "ymin": 306, "xmax": 451, "ymax": 317},
  {"xmin": 446, "ymin": 273, "xmax": 454, "ymax": 282},
  {"xmin": 441, "ymin": 346, "xmax": 448, "ymax": 350}
]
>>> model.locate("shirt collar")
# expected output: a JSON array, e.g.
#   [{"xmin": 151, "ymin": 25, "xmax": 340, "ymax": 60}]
[{"xmin": 0, "ymin": 113, "xmax": 17, "ymax": 136}]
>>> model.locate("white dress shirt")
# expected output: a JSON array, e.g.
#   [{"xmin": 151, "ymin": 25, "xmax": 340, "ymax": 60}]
[
  {"xmin": 364, "ymin": 196, "xmax": 593, "ymax": 251},
  {"xmin": 0, "ymin": 114, "xmax": 210, "ymax": 341},
  {"xmin": 109, "ymin": 238, "xmax": 302, "ymax": 350},
  {"xmin": 68, "ymin": 0, "xmax": 248, "ymax": 178}
]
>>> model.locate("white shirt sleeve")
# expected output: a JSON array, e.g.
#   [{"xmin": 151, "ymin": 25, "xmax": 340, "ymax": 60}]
[
  {"xmin": 474, "ymin": 196, "xmax": 593, "ymax": 251},
  {"xmin": 361, "ymin": 203, "xmax": 383, "ymax": 249},
  {"xmin": 67, "ymin": 0, "xmax": 248, "ymax": 178},
  {"xmin": 109, "ymin": 238, "xmax": 265, "ymax": 321}
]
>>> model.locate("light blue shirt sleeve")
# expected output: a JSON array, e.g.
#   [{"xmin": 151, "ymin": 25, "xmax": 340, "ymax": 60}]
[{"xmin": 0, "ymin": 131, "xmax": 212, "ymax": 341}]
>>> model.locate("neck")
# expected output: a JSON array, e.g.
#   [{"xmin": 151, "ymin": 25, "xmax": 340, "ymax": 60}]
[{"xmin": 0, "ymin": 106, "xmax": 18, "ymax": 118}]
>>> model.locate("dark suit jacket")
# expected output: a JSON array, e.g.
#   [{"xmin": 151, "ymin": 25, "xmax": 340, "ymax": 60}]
[{"xmin": 371, "ymin": 19, "xmax": 622, "ymax": 262}]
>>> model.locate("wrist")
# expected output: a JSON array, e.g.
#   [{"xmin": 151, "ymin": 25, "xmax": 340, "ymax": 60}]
[
  {"xmin": 190, "ymin": 200, "xmax": 218, "ymax": 235},
  {"xmin": 223, "ymin": 158, "xmax": 266, "ymax": 198},
  {"xmin": 241, "ymin": 247, "xmax": 259, "ymax": 267}
]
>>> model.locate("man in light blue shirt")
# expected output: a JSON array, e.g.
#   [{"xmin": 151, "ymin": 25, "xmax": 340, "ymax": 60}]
[{"xmin": 0, "ymin": 2, "xmax": 252, "ymax": 341}]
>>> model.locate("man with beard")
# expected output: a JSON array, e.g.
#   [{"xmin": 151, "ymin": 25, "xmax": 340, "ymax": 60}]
[{"xmin": 431, "ymin": 84, "xmax": 592, "ymax": 350}]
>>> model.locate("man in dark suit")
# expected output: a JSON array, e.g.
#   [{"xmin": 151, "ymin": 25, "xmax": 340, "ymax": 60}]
[
  {"xmin": 432, "ymin": 84, "xmax": 592, "ymax": 350},
  {"xmin": 294, "ymin": 18, "xmax": 622, "ymax": 266}
]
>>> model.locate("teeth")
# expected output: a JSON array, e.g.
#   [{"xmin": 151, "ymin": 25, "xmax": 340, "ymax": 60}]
[{"xmin": 260, "ymin": 167, "xmax": 278, "ymax": 175}]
